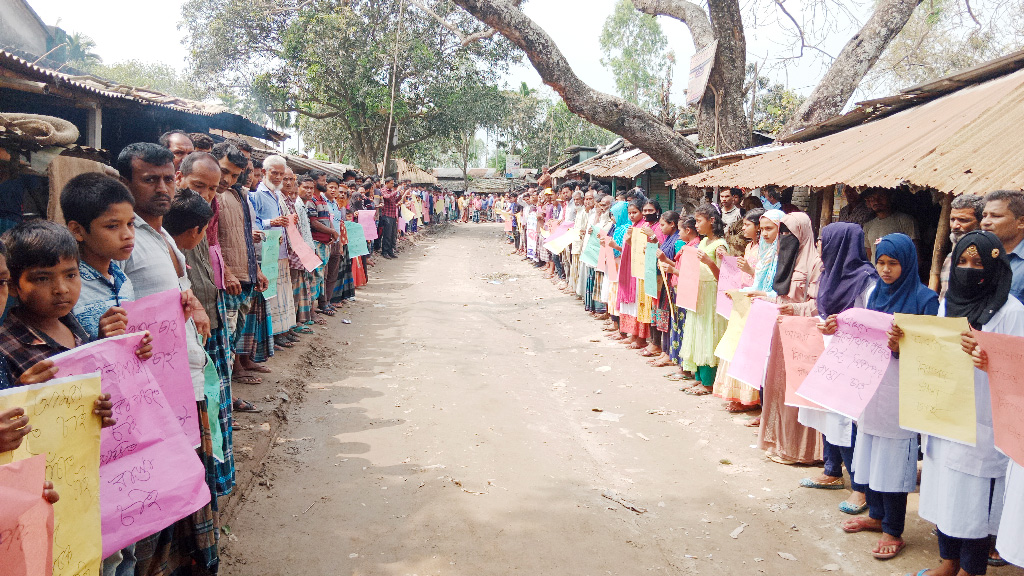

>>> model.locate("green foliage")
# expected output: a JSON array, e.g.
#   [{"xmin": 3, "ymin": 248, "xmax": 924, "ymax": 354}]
[
  {"xmin": 491, "ymin": 89, "xmax": 615, "ymax": 170},
  {"xmin": 599, "ymin": 0, "xmax": 675, "ymax": 117},
  {"xmin": 48, "ymin": 29, "xmax": 102, "ymax": 68},
  {"xmin": 85, "ymin": 60, "xmax": 208, "ymax": 101},
  {"xmin": 743, "ymin": 66, "xmax": 805, "ymax": 135},
  {"xmin": 865, "ymin": 0, "xmax": 1022, "ymax": 94},
  {"xmin": 180, "ymin": 0, "xmax": 520, "ymax": 171}
]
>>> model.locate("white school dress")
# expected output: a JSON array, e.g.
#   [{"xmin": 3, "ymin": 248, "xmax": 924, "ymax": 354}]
[
  {"xmin": 853, "ymin": 359, "xmax": 919, "ymax": 492},
  {"xmin": 997, "ymin": 460, "xmax": 1024, "ymax": 566},
  {"xmin": 918, "ymin": 298, "xmax": 1024, "ymax": 539},
  {"xmin": 797, "ymin": 284, "xmax": 875, "ymax": 447}
]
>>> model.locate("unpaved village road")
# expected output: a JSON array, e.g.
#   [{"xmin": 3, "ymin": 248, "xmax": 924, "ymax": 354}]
[{"xmin": 220, "ymin": 223, "xmax": 1022, "ymax": 576}]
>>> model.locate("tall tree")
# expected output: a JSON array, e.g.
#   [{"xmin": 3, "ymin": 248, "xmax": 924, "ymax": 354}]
[
  {"xmin": 599, "ymin": 0, "xmax": 675, "ymax": 115},
  {"xmin": 181, "ymin": 0, "xmax": 518, "ymax": 172}
]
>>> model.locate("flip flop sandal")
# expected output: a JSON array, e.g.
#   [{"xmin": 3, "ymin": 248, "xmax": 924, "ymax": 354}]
[
  {"xmin": 988, "ymin": 556, "xmax": 1009, "ymax": 567},
  {"xmin": 800, "ymin": 477, "xmax": 846, "ymax": 490},
  {"xmin": 317, "ymin": 307, "xmax": 336, "ymax": 316},
  {"xmin": 232, "ymin": 374, "xmax": 262, "ymax": 385},
  {"xmin": 841, "ymin": 517, "xmax": 882, "ymax": 534},
  {"xmin": 293, "ymin": 326, "xmax": 315, "ymax": 334},
  {"xmin": 665, "ymin": 373, "xmax": 692, "ymax": 381},
  {"xmin": 683, "ymin": 386, "xmax": 712, "ymax": 396},
  {"xmin": 839, "ymin": 500, "xmax": 869, "ymax": 515},
  {"xmin": 639, "ymin": 349, "xmax": 658, "ymax": 357},
  {"xmin": 766, "ymin": 453, "xmax": 795, "ymax": 465},
  {"xmin": 725, "ymin": 403, "xmax": 758, "ymax": 413},
  {"xmin": 313, "ymin": 317, "xmax": 327, "ymax": 326},
  {"xmin": 232, "ymin": 399, "xmax": 262, "ymax": 413},
  {"xmin": 274, "ymin": 339, "xmax": 295, "ymax": 349},
  {"xmin": 872, "ymin": 540, "xmax": 907, "ymax": 560}
]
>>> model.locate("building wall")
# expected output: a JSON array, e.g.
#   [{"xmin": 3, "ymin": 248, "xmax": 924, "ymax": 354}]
[{"xmin": 0, "ymin": 0, "xmax": 50, "ymax": 56}]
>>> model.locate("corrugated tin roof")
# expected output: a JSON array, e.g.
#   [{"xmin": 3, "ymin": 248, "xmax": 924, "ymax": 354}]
[
  {"xmin": 557, "ymin": 143, "xmax": 660, "ymax": 180},
  {"xmin": 251, "ymin": 148, "xmax": 356, "ymax": 180},
  {"xmin": 681, "ymin": 67, "xmax": 1024, "ymax": 195},
  {"xmin": 0, "ymin": 49, "xmax": 284, "ymax": 141}
]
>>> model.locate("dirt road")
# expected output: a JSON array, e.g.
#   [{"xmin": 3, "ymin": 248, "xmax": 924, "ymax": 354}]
[{"xmin": 220, "ymin": 223, "xmax": 1022, "ymax": 576}]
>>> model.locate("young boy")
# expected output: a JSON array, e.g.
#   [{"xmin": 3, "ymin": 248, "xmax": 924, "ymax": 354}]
[
  {"xmin": 0, "ymin": 238, "xmax": 61, "ymax": 503},
  {"xmin": 61, "ymin": 173, "xmax": 138, "ymax": 340},
  {"xmin": 163, "ymin": 189, "xmax": 214, "ymax": 252}
]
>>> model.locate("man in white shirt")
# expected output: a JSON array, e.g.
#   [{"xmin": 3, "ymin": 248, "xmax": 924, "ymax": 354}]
[{"xmin": 719, "ymin": 187, "xmax": 743, "ymax": 227}]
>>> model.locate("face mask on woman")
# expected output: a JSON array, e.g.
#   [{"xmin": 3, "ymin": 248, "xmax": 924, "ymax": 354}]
[{"xmin": 644, "ymin": 213, "xmax": 658, "ymax": 224}]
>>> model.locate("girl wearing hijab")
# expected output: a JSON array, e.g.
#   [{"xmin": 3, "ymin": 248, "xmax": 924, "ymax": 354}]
[
  {"xmin": 840, "ymin": 234, "xmax": 938, "ymax": 561},
  {"xmin": 648, "ymin": 210, "xmax": 680, "ymax": 368},
  {"xmin": 755, "ymin": 213, "xmax": 827, "ymax": 464},
  {"xmin": 798, "ymin": 223, "xmax": 879, "ymax": 509},
  {"xmin": 913, "ymin": 231, "xmax": 1023, "ymax": 576},
  {"xmin": 602, "ymin": 200, "xmax": 630, "ymax": 336},
  {"xmin": 611, "ymin": 199, "xmax": 650, "ymax": 348},
  {"xmin": 664, "ymin": 216, "xmax": 700, "ymax": 381},
  {"xmin": 713, "ymin": 209, "xmax": 765, "ymax": 413},
  {"xmin": 677, "ymin": 204, "xmax": 728, "ymax": 394}
]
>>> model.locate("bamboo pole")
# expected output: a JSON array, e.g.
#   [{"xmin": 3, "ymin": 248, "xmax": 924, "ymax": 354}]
[{"xmin": 929, "ymin": 192, "xmax": 953, "ymax": 292}]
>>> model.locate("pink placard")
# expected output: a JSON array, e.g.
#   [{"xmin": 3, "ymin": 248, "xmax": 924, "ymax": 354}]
[
  {"xmin": 796, "ymin": 308, "xmax": 894, "ymax": 419},
  {"xmin": 675, "ymin": 247, "xmax": 700, "ymax": 311},
  {"xmin": 48, "ymin": 334, "xmax": 211, "ymax": 557},
  {"xmin": 208, "ymin": 244, "xmax": 225, "ymax": 290},
  {"xmin": 0, "ymin": 454, "xmax": 53, "ymax": 576},
  {"xmin": 597, "ymin": 232, "xmax": 618, "ymax": 277},
  {"xmin": 973, "ymin": 331, "xmax": 1024, "ymax": 466},
  {"xmin": 398, "ymin": 216, "xmax": 407, "ymax": 232},
  {"xmin": 120, "ymin": 289, "xmax": 200, "ymax": 447},
  {"xmin": 716, "ymin": 255, "xmax": 753, "ymax": 318},
  {"xmin": 504, "ymin": 216, "xmax": 513, "ymax": 232},
  {"xmin": 357, "ymin": 210, "xmax": 378, "ymax": 241},
  {"xmin": 285, "ymin": 224, "xmax": 323, "ymax": 272},
  {"xmin": 726, "ymin": 299, "xmax": 779, "ymax": 388},
  {"xmin": 778, "ymin": 316, "xmax": 827, "ymax": 410}
]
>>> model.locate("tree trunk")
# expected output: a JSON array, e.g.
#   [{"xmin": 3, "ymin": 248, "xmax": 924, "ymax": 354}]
[
  {"xmin": 778, "ymin": 0, "xmax": 923, "ymax": 138},
  {"xmin": 632, "ymin": 0, "xmax": 750, "ymax": 153},
  {"xmin": 452, "ymin": 0, "xmax": 701, "ymax": 179}
]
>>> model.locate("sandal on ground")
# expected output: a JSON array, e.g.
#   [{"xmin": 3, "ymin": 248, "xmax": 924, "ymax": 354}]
[
  {"xmin": 232, "ymin": 373, "xmax": 262, "ymax": 385},
  {"xmin": 744, "ymin": 416, "xmax": 761, "ymax": 428},
  {"xmin": 312, "ymin": 316, "xmax": 327, "ymax": 325},
  {"xmin": 293, "ymin": 326, "xmax": 315, "ymax": 334},
  {"xmin": 665, "ymin": 373, "xmax": 693, "ymax": 381},
  {"xmin": 232, "ymin": 422, "xmax": 242, "ymax": 431},
  {"xmin": 650, "ymin": 358, "xmax": 675, "ymax": 368},
  {"xmin": 988, "ymin": 554, "xmax": 1009, "ymax": 567},
  {"xmin": 872, "ymin": 540, "xmax": 906, "ymax": 560},
  {"xmin": 232, "ymin": 398, "xmax": 262, "ymax": 413},
  {"xmin": 839, "ymin": 500, "xmax": 869, "ymax": 515},
  {"xmin": 724, "ymin": 401, "xmax": 758, "ymax": 413},
  {"xmin": 841, "ymin": 517, "xmax": 882, "ymax": 534},
  {"xmin": 903, "ymin": 570, "xmax": 929, "ymax": 576},
  {"xmin": 766, "ymin": 453, "xmax": 796, "ymax": 465},
  {"xmin": 800, "ymin": 477, "xmax": 846, "ymax": 490},
  {"xmin": 639, "ymin": 348, "xmax": 659, "ymax": 357},
  {"xmin": 316, "ymin": 307, "xmax": 336, "ymax": 316},
  {"xmin": 625, "ymin": 342, "xmax": 644, "ymax": 349},
  {"xmin": 683, "ymin": 385, "xmax": 712, "ymax": 396},
  {"xmin": 273, "ymin": 337, "xmax": 294, "ymax": 348}
]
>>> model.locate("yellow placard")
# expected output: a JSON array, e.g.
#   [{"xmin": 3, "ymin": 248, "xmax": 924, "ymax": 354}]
[
  {"xmin": 895, "ymin": 314, "xmax": 977, "ymax": 445},
  {"xmin": 543, "ymin": 228, "xmax": 577, "ymax": 254},
  {"xmin": 0, "ymin": 373, "xmax": 103, "ymax": 576},
  {"xmin": 630, "ymin": 228, "xmax": 647, "ymax": 278},
  {"xmin": 714, "ymin": 291, "xmax": 752, "ymax": 362}
]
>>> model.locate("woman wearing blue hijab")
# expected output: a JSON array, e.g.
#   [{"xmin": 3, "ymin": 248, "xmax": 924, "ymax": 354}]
[{"xmin": 840, "ymin": 234, "xmax": 937, "ymax": 561}]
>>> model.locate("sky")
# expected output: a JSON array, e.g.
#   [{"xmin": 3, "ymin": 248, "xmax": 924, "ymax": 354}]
[{"xmin": 30, "ymin": 0, "xmax": 870, "ymax": 101}]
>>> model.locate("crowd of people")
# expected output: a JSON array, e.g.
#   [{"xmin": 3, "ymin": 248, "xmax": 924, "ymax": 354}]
[
  {"xmin": 0, "ymin": 131, "xmax": 453, "ymax": 575},
  {"xmin": 499, "ymin": 181, "xmax": 1024, "ymax": 574}
]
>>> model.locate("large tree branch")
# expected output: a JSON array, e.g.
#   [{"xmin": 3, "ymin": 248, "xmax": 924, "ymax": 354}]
[
  {"xmin": 630, "ymin": 0, "xmax": 714, "ymax": 49},
  {"xmin": 392, "ymin": 131, "xmax": 436, "ymax": 152},
  {"xmin": 408, "ymin": 0, "xmax": 498, "ymax": 47},
  {"xmin": 452, "ymin": 0, "xmax": 699, "ymax": 178},
  {"xmin": 779, "ymin": 0, "xmax": 923, "ymax": 138}
]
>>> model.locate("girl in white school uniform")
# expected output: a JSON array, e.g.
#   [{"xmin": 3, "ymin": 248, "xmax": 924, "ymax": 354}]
[
  {"xmin": 913, "ymin": 230, "xmax": 1024, "ymax": 576},
  {"xmin": 839, "ymin": 234, "xmax": 939, "ymax": 560}
]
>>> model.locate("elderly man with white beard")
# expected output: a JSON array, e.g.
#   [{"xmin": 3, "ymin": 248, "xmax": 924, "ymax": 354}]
[{"xmin": 249, "ymin": 155, "xmax": 298, "ymax": 349}]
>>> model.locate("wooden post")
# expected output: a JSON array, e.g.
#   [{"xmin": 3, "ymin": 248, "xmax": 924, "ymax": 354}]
[
  {"xmin": 929, "ymin": 192, "xmax": 953, "ymax": 292},
  {"xmin": 84, "ymin": 103, "xmax": 102, "ymax": 149},
  {"xmin": 818, "ymin": 185, "xmax": 835, "ymax": 232}
]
